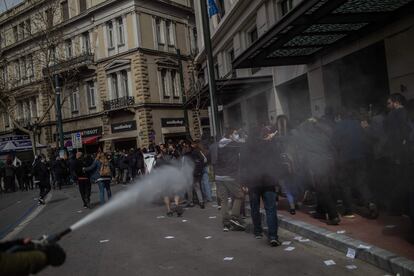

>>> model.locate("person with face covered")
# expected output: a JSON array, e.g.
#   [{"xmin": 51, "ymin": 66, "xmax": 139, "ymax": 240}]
[
  {"xmin": 240, "ymin": 126, "xmax": 286, "ymax": 246},
  {"xmin": 32, "ymin": 154, "xmax": 51, "ymax": 205}
]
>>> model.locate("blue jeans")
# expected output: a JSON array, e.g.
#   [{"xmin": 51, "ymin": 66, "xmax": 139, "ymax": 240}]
[
  {"xmin": 98, "ymin": 180, "xmax": 112, "ymax": 204},
  {"xmin": 201, "ymin": 167, "xmax": 212, "ymax": 201},
  {"xmin": 249, "ymin": 186, "xmax": 278, "ymax": 240}
]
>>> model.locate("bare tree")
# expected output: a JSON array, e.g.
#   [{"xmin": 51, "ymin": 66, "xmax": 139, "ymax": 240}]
[{"xmin": 0, "ymin": 0, "xmax": 82, "ymax": 155}]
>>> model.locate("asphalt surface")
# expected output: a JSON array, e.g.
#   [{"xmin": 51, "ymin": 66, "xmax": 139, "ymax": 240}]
[{"xmin": 4, "ymin": 184, "xmax": 387, "ymax": 276}]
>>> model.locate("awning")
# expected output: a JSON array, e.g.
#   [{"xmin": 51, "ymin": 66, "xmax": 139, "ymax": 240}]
[
  {"xmin": 83, "ymin": 136, "xmax": 100, "ymax": 145},
  {"xmin": 185, "ymin": 76, "xmax": 273, "ymax": 108},
  {"xmin": 0, "ymin": 140, "xmax": 47, "ymax": 153},
  {"xmin": 233, "ymin": 0, "xmax": 414, "ymax": 69},
  {"xmin": 99, "ymin": 131, "xmax": 138, "ymax": 142}
]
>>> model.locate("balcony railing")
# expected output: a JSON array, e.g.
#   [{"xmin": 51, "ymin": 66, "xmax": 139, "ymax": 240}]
[
  {"xmin": 103, "ymin": 96, "xmax": 135, "ymax": 111},
  {"xmin": 44, "ymin": 52, "xmax": 94, "ymax": 74}
]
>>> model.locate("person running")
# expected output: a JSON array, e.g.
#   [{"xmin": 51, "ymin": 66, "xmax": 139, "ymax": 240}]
[
  {"xmin": 32, "ymin": 154, "xmax": 51, "ymax": 205},
  {"xmin": 84, "ymin": 153, "xmax": 112, "ymax": 205}
]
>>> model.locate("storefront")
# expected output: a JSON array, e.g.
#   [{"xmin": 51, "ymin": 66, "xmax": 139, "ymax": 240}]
[
  {"xmin": 54, "ymin": 127, "xmax": 102, "ymax": 153},
  {"xmin": 101, "ymin": 120, "xmax": 138, "ymax": 151},
  {"xmin": 161, "ymin": 117, "xmax": 188, "ymax": 143}
]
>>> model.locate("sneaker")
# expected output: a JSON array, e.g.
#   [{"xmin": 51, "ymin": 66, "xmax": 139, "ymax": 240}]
[
  {"xmin": 217, "ymin": 205, "xmax": 222, "ymax": 211},
  {"xmin": 223, "ymin": 226, "xmax": 230, "ymax": 232},
  {"xmin": 255, "ymin": 234, "xmax": 263, "ymax": 239},
  {"xmin": 38, "ymin": 198, "xmax": 45, "ymax": 205},
  {"xmin": 289, "ymin": 209, "xmax": 296, "ymax": 215},
  {"xmin": 175, "ymin": 206, "xmax": 184, "ymax": 217},
  {"xmin": 368, "ymin": 203, "xmax": 379, "ymax": 219},
  {"xmin": 269, "ymin": 238, "xmax": 281, "ymax": 247},
  {"xmin": 229, "ymin": 219, "xmax": 246, "ymax": 231},
  {"xmin": 326, "ymin": 217, "xmax": 341, "ymax": 225},
  {"xmin": 167, "ymin": 211, "xmax": 174, "ymax": 217}
]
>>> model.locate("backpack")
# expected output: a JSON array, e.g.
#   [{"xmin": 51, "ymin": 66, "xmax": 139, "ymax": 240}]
[{"xmin": 99, "ymin": 161, "xmax": 111, "ymax": 177}]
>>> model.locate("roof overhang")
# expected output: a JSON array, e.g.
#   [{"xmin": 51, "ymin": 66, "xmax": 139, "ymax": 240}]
[
  {"xmin": 185, "ymin": 76, "xmax": 273, "ymax": 108},
  {"xmin": 233, "ymin": 0, "xmax": 414, "ymax": 69}
]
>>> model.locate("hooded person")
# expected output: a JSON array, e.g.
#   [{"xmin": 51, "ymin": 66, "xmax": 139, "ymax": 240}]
[{"xmin": 32, "ymin": 154, "xmax": 51, "ymax": 205}]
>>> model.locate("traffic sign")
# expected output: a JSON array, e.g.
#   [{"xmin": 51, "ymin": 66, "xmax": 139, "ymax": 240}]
[{"xmin": 71, "ymin": 132, "xmax": 82, "ymax": 149}]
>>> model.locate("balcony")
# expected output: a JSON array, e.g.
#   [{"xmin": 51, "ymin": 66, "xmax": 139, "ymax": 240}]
[
  {"xmin": 44, "ymin": 52, "xmax": 95, "ymax": 75},
  {"xmin": 103, "ymin": 96, "xmax": 135, "ymax": 111},
  {"xmin": 16, "ymin": 117, "xmax": 39, "ymax": 128}
]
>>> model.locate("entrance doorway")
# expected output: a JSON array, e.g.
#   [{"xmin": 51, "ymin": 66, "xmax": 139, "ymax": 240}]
[{"xmin": 114, "ymin": 139, "xmax": 137, "ymax": 152}]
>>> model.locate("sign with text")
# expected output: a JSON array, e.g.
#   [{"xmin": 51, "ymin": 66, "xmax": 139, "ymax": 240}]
[
  {"xmin": 54, "ymin": 127, "xmax": 102, "ymax": 141},
  {"xmin": 71, "ymin": 132, "xmax": 82, "ymax": 149},
  {"xmin": 161, "ymin": 118, "xmax": 185, "ymax": 128},
  {"xmin": 111, "ymin": 121, "xmax": 137, "ymax": 133}
]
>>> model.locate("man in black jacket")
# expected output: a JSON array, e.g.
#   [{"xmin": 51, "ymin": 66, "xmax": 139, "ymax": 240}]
[
  {"xmin": 182, "ymin": 140, "xmax": 205, "ymax": 208},
  {"xmin": 74, "ymin": 152, "xmax": 91, "ymax": 208},
  {"xmin": 33, "ymin": 155, "xmax": 51, "ymax": 205},
  {"xmin": 213, "ymin": 130, "xmax": 246, "ymax": 232}
]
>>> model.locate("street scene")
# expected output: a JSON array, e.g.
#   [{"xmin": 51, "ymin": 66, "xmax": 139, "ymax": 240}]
[{"xmin": 1, "ymin": 0, "xmax": 414, "ymax": 275}]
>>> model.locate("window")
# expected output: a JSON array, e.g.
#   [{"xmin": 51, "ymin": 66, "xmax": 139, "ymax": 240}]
[
  {"xmin": 227, "ymin": 49, "xmax": 236, "ymax": 77},
  {"xmin": 13, "ymin": 26, "xmax": 18, "ymax": 42},
  {"xmin": 160, "ymin": 69, "xmax": 169, "ymax": 98},
  {"xmin": 280, "ymin": 0, "xmax": 293, "ymax": 16},
  {"xmin": 110, "ymin": 73, "xmax": 119, "ymax": 98},
  {"xmin": 107, "ymin": 21, "xmax": 114, "ymax": 48},
  {"xmin": 61, "ymin": 1, "xmax": 69, "ymax": 21},
  {"xmin": 86, "ymin": 81, "xmax": 96, "ymax": 108},
  {"xmin": 70, "ymin": 89, "xmax": 79, "ymax": 112},
  {"xmin": 214, "ymin": 62, "xmax": 219, "ymax": 80},
  {"xmin": 19, "ymin": 22, "xmax": 25, "ymax": 39},
  {"xmin": 27, "ymin": 55, "xmax": 34, "ymax": 77},
  {"xmin": 218, "ymin": 0, "xmax": 225, "ymax": 17},
  {"xmin": 3, "ymin": 113, "xmax": 10, "ymax": 128},
  {"xmin": 79, "ymin": 0, "xmax": 87, "ymax": 13},
  {"xmin": 155, "ymin": 18, "xmax": 165, "ymax": 47},
  {"xmin": 25, "ymin": 19, "xmax": 31, "ymax": 36},
  {"xmin": 248, "ymin": 27, "xmax": 258, "ymax": 45},
  {"xmin": 45, "ymin": 8, "xmax": 53, "ymax": 28},
  {"xmin": 117, "ymin": 17, "xmax": 125, "ymax": 45},
  {"xmin": 120, "ymin": 70, "xmax": 128, "ymax": 96},
  {"xmin": 30, "ymin": 98, "xmax": 38, "ymax": 118},
  {"xmin": 49, "ymin": 46, "xmax": 56, "ymax": 64},
  {"xmin": 14, "ymin": 61, "xmax": 20, "ymax": 82},
  {"xmin": 171, "ymin": 70, "xmax": 180, "ymax": 98},
  {"xmin": 166, "ymin": 21, "xmax": 174, "ymax": 46},
  {"xmin": 65, "ymin": 39, "xmax": 72, "ymax": 59},
  {"xmin": 21, "ymin": 58, "xmax": 26, "ymax": 79},
  {"xmin": 82, "ymin": 32, "xmax": 90, "ymax": 53},
  {"xmin": 190, "ymin": 27, "xmax": 197, "ymax": 55}
]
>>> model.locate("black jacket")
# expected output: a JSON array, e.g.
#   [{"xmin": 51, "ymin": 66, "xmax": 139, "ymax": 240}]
[
  {"xmin": 33, "ymin": 161, "xmax": 50, "ymax": 184},
  {"xmin": 184, "ymin": 149, "xmax": 205, "ymax": 177},
  {"xmin": 214, "ymin": 138, "xmax": 241, "ymax": 180}
]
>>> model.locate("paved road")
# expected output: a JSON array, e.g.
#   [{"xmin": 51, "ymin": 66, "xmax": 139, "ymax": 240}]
[{"xmin": 7, "ymin": 184, "xmax": 386, "ymax": 276}]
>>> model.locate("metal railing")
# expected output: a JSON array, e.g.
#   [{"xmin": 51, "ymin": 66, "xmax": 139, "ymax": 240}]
[{"xmin": 103, "ymin": 96, "xmax": 135, "ymax": 111}]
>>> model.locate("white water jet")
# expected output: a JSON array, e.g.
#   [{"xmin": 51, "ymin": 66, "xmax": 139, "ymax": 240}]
[{"xmin": 70, "ymin": 160, "xmax": 193, "ymax": 231}]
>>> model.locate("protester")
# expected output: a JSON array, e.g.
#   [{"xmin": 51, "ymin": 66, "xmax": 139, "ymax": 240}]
[
  {"xmin": 84, "ymin": 152, "xmax": 112, "ymax": 205},
  {"xmin": 74, "ymin": 152, "xmax": 91, "ymax": 209},
  {"xmin": 32, "ymin": 154, "xmax": 51, "ymax": 205}
]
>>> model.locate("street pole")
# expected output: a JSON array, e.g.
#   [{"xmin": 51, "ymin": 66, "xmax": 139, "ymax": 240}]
[
  {"xmin": 200, "ymin": 0, "xmax": 221, "ymax": 141},
  {"xmin": 176, "ymin": 49, "xmax": 191, "ymax": 140},
  {"xmin": 54, "ymin": 74, "xmax": 64, "ymax": 150}
]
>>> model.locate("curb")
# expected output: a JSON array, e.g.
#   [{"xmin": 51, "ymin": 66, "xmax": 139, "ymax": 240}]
[{"xmin": 247, "ymin": 208, "xmax": 414, "ymax": 276}]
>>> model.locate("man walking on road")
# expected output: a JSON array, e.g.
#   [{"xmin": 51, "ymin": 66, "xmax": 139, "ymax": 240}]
[
  {"xmin": 213, "ymin": 130, "xmax": 246, "ymax": 232},
  {"xmin": 74, "ymin": 152, "xmax": 91, "ymax": 209},
  {"xmin": 32, "ymin": 154, "xmax": 51, "ymax": 205}
]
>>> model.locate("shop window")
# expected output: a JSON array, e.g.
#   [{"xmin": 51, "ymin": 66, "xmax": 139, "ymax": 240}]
[{"xmin": 87, "ymin": 81, "xmax": 96, "ymax": 108}]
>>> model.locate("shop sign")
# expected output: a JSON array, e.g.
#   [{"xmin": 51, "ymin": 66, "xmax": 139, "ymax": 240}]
[
  {"xmin": 0, "ymin": 135, "xmax": 30, "ymax": 142},
  {"xmin": 161, "ymin": 118, "xmax": 185, "ymax": 128},
  {"xmin": 111, "ymin": 121, "xmax": 137, "ymax": 133},
  {"xmin": 54, "ymin": 127, "xmax": 102, "ymax": 141}
]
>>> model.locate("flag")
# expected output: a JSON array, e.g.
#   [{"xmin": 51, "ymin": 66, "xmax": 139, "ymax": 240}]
[{"xmin": 208, "ymin": 0, "xmax": 220, "ymax": 29}]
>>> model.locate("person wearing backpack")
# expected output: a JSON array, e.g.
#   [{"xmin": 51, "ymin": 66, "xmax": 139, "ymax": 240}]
[{"xmin": 84, "ymin": 152, "xmax": 112, "ymax": 205}]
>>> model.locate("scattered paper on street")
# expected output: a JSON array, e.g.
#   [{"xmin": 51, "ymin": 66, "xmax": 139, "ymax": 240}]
[
  {"xmin": 164, "ymin": 236, "xmax": 175, "ymax": 239},
  {"xmin": 223, "ymin": 257, "xmax": 234, "ymax": 261},
  {"xmin": 156, "ymin": 216, "xmax": 165, "ymax": 219},
  {"xmin": 293, "ymin": 236, "xmax": 303, "ymax": 240},
  {"xmin": 182, "ymin": 220, "xmax": 188, "ymax": 222},
  {"xmin": 204, "ymin": 236, "xmax": 212, "ymax": 239},
  {"xmin": 337, "ymin": 230, "xmax": 346, "ymax": 234},
  {"xmin": 99, "ymin": 239, "xmax": 109, "ymax": 243},
  {"xmin": 384, "ymin": 225, "xmax": 396, "ymax": 229},
  {"xmin": 299, "ymin": 238, "xmax": 310, "ymax": 243},
  {"xmin": 77, "ymin": 210, "xmax": 83, "ymax": 213},
  {"xmin": 346, "ymin": 265, "xmax": 358, "ymax": 270},
  {"xmin": 346, "ymin": 248, "xmax": 356, "ymax": 259},
  {"xmin": 324, "ymin": 260, "xmax": 336, "ymax": 266},
  {"xmin": 358, "ymin": 244, "xmax": 371, "ymax": 250},
  {"xmin": 282, "ymin": 241, "xmax": 292, "ymax": 246},
  {"xmin": 209, "ymin": 216, "xmax": 217, "ymax": 219},
  {"xmin": 284, "ymin": 246, "xmax": 295, "ymax": 251},
  {"xmin": 212, "ymin": 204, "xmax": 218, "ymax": 207},
  {"xmin": 17, "ymin": 201, "xmax": 21, "ymax": 204}
]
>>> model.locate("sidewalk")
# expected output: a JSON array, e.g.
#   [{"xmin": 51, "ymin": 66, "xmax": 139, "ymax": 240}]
[{"xmin": 269, "ymin": 199, "xmax": 414, "ymax": 275}]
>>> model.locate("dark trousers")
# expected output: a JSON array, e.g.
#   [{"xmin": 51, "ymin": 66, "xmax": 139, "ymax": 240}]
[
  {"xmin": 338, "ymin": 159, "xmax": 374, "ymax": 213},
  {"xmin": 314, "ymin": 174, "xmax": 338, "ymax": 220},
  {"xmin": 39, "ymin": 182, "xmax": 51, "ymax": 199},
  {"xmin": 249, "ymin": 186, "xmax": 278, "ymax": 240},
  {"xmin": 5, "ymin": 176, "xmax": 15, "ymax": 192},
  {"xmin": 78, "ymin": 178, "xmax": 91, "ymax": 206}
]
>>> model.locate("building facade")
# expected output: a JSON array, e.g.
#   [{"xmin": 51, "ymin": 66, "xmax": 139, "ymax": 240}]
[
  {"xmin": 0, "ymin": 0, "xmax": 198, "ymax": 153},
  {"xmin": 195, "ymin": 0, "xmax": 414, "ymax": 133}
]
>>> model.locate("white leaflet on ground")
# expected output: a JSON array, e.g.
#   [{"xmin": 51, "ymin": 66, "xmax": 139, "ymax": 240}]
[
  {"xmin": 282, "ymin": 241, "xmax": 292, "ymax": 246},
  {"xmin": 324, "ymin": 260, "xmax": 336, "ymax": 266},
  {"xmin": 77, "ymin": 210, "xmax": 83, "ymax": 213},
  {"xmin": 346, "ymin": 265, "xmax": 358, "ymax": 270},
  {"xmin": 99, "ymin": 239, "xmax": 109, "ymax": 243},
  {"xmin": 17, "ymin": 201, "xmax": 21, "ymax": 204},
  {"xmin": 156, "ymin": 216, "xmax": 165, "ymax": 219},
  {"xmin": 299, "ymin": 239, "xmax": 310, "ymax": 243},
  {"xmin": 209, "ymin": 216, "xmax": 217, "ymax": 219},
  {"xmin": 284, "ymin": 246, "xmax": 295, "ymax": 251},
  {"xmin": 358, "ymin": 244, "xmax": 371, "ymax": 250},
  {"xmin": 212, "ymin": 204, "xmax": 218, "ymax": 207},
  {"xmin": 182, "ymin": 220, "xmax": 188, "ymax": 222},
  {"xmin": 337, "ymin": 230, "xmax": 346, "ymax": 234},
  {"xmin": 223, "ymin": 257, "xmax": 234, "ymax": 261},
  {"xmin": 293, "ymin": 236, "xmax": 303, "ymax": 240},
  {"xmin": 164, "ymin": 236, "xmax": 175, "ymax": 239},
  {"xmin": 204, "ymin": 236, "xmax": 212, "ymax": 239},
  {"xmin": 346, "ymin": 248, "xmax": 356, "ymax": 259},
  {"xmin": 384, "ymin": 225, "xmax": 396, "ymax": 229}
]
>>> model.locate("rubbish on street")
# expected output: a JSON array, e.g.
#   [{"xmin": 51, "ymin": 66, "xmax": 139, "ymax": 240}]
[
  {"xmin": 358, "ymin": 244, "xmax": 371, "ymax": 250},
  {"xmin": 156, "ymin": 216, "xmax": 165, "ymax": 219},
  {"xmin": 164, "ymin": 236, "xmax": 175, "ymax": 239},
  {"xmin": 99, "ymin": 239, "xmax": 109, "ymax": 243},
  {"xmin": 223, "ymin": 257, "xmax": 234, "ymax": 261},
  {"xmin": 284, "ymin": 246, "xmax": 295, "ymax": 251},
  {"xmin": 209, "ymin": 216, "xmax": 217, "ymax": 219},
  {"xmin": 204, "ymin": 236, "xmax": 212, "ymax": 239},
  {"xmin": 182, "ymin": 220, "xmax": 188, "ymax": 222},
  {"xmin": 299, "ymin": 238, "xmax": 310, "ymax": 243},
  {"xmin": 346, "ymin": 265, "xmax": 358, "ymax": 270},
  {"xmin": 293, "ymin": 236, "xmax": 303, "ymax": 240},
  {"xmin": 346, "ymin": 248, "xmax": 356, "ymax": 259},
  {"xmin": 324, "ymin": 260, "xmax": 336, "ymax": 266},
  {"xmin": 282, "ymin": 241, "xmax": 292, "ymax": 246},
  {"xmin": 337, "ymin": 230, "xmax": 346, "ymax": 234}
]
